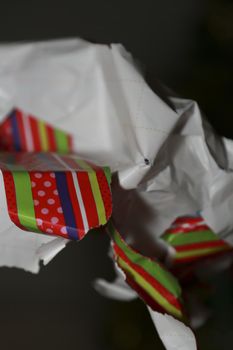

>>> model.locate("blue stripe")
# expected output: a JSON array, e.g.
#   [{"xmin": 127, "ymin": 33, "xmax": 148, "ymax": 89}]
[
  {"xmin": 11, "ymin": 110, "xmax": 21, "ymax": 151},
  {"xmin": 55, "ymin": 172, "xmax": 79, "ymax": 240}
]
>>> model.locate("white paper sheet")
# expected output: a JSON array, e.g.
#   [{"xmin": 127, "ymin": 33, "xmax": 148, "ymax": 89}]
[
  {"xmin": 148, "ymin": 308, "xmax": 197, "ymax": 350},
  {"xmin": 0, "ymin": 37, "xmax": 232, "ymax": 274}
]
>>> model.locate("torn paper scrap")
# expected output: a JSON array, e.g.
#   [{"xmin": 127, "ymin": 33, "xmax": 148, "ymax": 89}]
[{"xmin": 148, "ymin": 307, "xmax": 197, "ymax": 350}]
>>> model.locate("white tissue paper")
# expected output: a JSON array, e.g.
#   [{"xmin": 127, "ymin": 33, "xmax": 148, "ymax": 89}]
[
  {"xmin": 148, "ymin": 308, "xmax": 197, "ymax": 350},
  {"xmin": 0, "ymin": 38, "xmax": 232, "ymax": 349}
]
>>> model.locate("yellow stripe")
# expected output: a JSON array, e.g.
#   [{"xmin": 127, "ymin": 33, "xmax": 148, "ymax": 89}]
[
  {"xmin": 118, "ymin": 257, "xmax": 183, "ymax": 319},
  {"xmin": 74, "ymin": 158, "xmax": 92, "ymax": 171},
  {"xmin": 88, "ymin": 172, "xmax": 106, "ymax": 224},
  {"xmin": 175, "ymin": 246, "xmax": 229, "ymax": 259},
  {"xmin": 38, "ymin": 120, "xmax": 49, "ymax": 151}
]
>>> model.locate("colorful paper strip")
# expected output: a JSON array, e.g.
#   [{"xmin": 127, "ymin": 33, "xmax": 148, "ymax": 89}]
[
  {"xmin": 108, "ymin": 222, "xmax": 184, "ymax": 319},
  {"xmin": 0, "ymin": 109, "xmax": 73, "ymax": 153},
  {"xmin": 162, "ymin": 216, "xmax": 231, "ymax": 263},
  {"xmin": 2, "ymin": 154, "xmax": 112, "ymax": 240}
]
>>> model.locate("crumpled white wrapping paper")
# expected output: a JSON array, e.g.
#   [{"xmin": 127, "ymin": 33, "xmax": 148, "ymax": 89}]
[
  {"xmin": 0, "ymin": 38, "xmax": 232, "ymax": 271},
  {"xmin": 0, "ymin": 37, "xmax": 232, "ymax": 349}
]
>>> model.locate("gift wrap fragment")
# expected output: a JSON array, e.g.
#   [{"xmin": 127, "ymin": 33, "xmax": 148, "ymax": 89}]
[{"xmin": 0, "ymin": 39, "xmax": 233, "ymax": 349}]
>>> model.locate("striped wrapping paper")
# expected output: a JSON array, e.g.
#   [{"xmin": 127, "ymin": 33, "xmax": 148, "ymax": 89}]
[
  {"xmin": 2, "ymin": 153, "xmax": 112, "ymax": 240},
  {"xmin": 107, "ymin": 222, "xmax": 184, "ymax": 319},
  {"xmin": 0, "ymin": 108, "xmax": 72, "ymax": 153},
  {"xmin": 162, "ymin": 216, "xmax": 232, "ymax": 264},
  {"xmin": 0, "ymin": 108, "xmax": 112, "ymax": 240}
]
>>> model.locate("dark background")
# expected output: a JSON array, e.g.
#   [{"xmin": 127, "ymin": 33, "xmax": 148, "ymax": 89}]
[{"xmin": 0, "ymin": 0, "xmax": 233, "ymax": 349}]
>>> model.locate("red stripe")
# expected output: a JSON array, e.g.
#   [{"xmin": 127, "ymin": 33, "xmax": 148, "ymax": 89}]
[
  {"xmin": 2, "ymin": 171, "xmax": 26, "ymax": 231},
  {"xmin": 126, "ymin": 275, "xmax": 168, "ymax": 314},
  {"xmin": 68, "ymin": 135, "xmax": 73, "ymax": 152},
  {"xmin": 175, "ymin": 248, "xmax": 231, "ymax": 263},
  {"xmin": 65, "ymin": 172, "xmax": 85, "ymax": 238},
  {"xmin": 76, "ymin": 171, "xmax": 99, "ymax": 228},
  {"xmin": 166, "ymin": 225, "xmax": 209, "ymax": 234},
  {"xmin": 15, "ymin": 109, "xmax": 27, "ymax": 151},
  {"xmin": 174, "ymin": 217, "xmax": 204, "ymax": 225},
  {"xmin": 0, "ymin": 116, "xmax": 14, "ymax": 151},
  {"xmin": 29, "ymin": 116, "xmax": 41, "ymax": 151},
  {"xmin": 114, "ymin": 243, "xmax": 182, "ymax": 311},
  {"xmin": 175, "ymin": 240, "xmax": 229, "ymax": 252},
  {"xmin": 95, "ymin": 170, "xmax": 112, "ymax": 221},
  {"xmin": 46, "ymin": 125, "xmax": 57, "ymax": 152}
]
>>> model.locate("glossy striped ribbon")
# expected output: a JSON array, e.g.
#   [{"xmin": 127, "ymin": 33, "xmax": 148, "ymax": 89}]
[
  {"xmin": 107, "ymin": 222, "xmax": 184, "ymax": 319},
  {"xmin": 0, "ymin": 108, "xmax": 72, "ymax": 152},
  {"xmin": 162, "ymin": 216, "xmax": 231, "ymax": 263},
  {"xmin": 2, "ymin": 153, "xmax": 112, "ymax": 240}
]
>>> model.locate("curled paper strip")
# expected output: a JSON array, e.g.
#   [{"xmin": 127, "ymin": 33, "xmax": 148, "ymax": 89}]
[
  {"xmin": 162, "ymin": 215, "xmax": 232, "ymax": 263},
  {"xmin": 2, "ymin": 160, "xmax": 112, "ymax": 240},
  {"xmin": 0, "ymin": 109, "xmax": 112, "ymax": 240},
  {"xmin": 0, "ymin": 108, "xmax": 73, "ymax": 153},
  {"xmin": 107, "ymin": 222, "xmax": 183, "ymax": 319}
]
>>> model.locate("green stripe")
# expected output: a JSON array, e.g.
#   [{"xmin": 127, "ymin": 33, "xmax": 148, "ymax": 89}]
[
  {"xmin": 108, "ymin": 223, "xmax": 181, "ymax": 297},
  {"xmin": 38, "ymin": 121, "xmax": 49, "ymax": 151},
  {"xmin": 176, "ymin": 246, "xmax": 228, "ymax": 259},
  {"xmin": 162, "ymin": 230, "xmax": 218, "ymax": 246},
  {"xmin": 12, "ymin": 172, "xmax": 40, "ymax": 232},
  {"xmin": 74, "ymin": 158, "xmax": 92, "ymax": 170},
  {"xmin": 54, "ymin": 129, "xmax": 69, "ymax": 153},
  {"xmin": 88, "ymin": 172, "xmax": 106, "ymax": 224},
  {"xmin": 118, "ymin": 257, "xmax": 182, "ymax": 319},
  {"xmin": 103, "ymin": 167, "xmax": 111, "ymax": 185}
]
